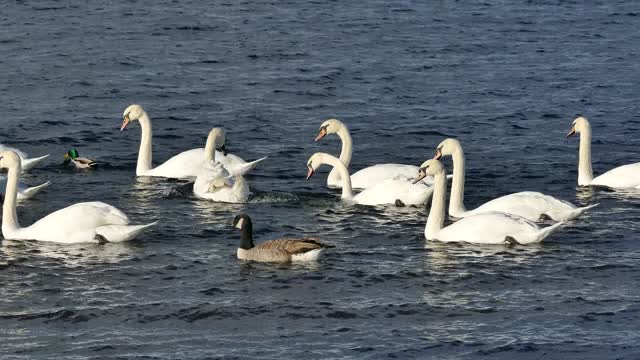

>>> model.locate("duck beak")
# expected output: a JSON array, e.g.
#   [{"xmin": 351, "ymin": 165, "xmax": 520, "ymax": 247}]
[
  {"xmin": 314, "ymin": 128, "xmax": 327, "ymax": 142},
  {"xmin": 566, "ymin": 126, "xmax": 576, "ymax": 138},
  {"xmin": 433, "ymin": 147, "xmax": 443, "ymax": 160},
  {"xmin": 413, "ymin": 168, "xmax": 427, "ymax": 184},
  {"xmin": 120, "ymin": 114, "xmax": 131, "ymax": 131},
  {"xmin": 64, "ymin": 153, "xmax": 70, "ymax": 159},
  {"xmin": 306, "ymin": 166, "xmax": 315, "ymax": 181}
]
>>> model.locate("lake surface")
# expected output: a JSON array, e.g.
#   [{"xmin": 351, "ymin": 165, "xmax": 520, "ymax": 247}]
[{"xmin": 1, "ymin": 0, "xmax": 640, "ymax": 359}]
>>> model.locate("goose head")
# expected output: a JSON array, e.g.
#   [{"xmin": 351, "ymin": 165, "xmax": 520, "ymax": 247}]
[
  {"xmin": 305, "ymin": 152, "xmax": 327, "ymax": 180},
  {"xmin": 233, "ymin": 213, "xmax": 254, "ymax": 249},
  {"xmin": 567, "ymin": 116, "xmax": 590, "ymax": 138},
  {"xmin": 413, "ymin": 159, "xmax": 445, "ymax": 184},
  {"xmin": 0, "ymin": 151, "xmax": 22, "ymax": 171},
  {"xmin": 120, "ymin": 104, "xmax": 146, "ymax": 131},
  {"xmin": 433, "ymin": 138, "xmax": 461, "ymax": 160},
  {"xmin": 208, "ymin": 127, "xmax": 228, "ymax": 155},
  {"xmin": 315, "ymin": 118, "xmax": 344, "ymax": 141}
]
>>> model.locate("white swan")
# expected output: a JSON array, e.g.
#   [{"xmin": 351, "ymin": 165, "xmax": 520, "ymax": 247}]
[
  {"xmin": 314, "ymin": 119, "xmax": 435, "ymax": 189},
  {"xmin": 120, "ymin": 104, "xmax": 267, "ymax": 179},
  {"xmin": 416, "ymin": 159, "xmax": 565, "ymax": 245},
  {"xmin": 567, "ymin": 116, "xmax": 640, "ymax": 188},
  {"xmin": 0, "ymin": 144, "xmax": 49, "ymax": 171},
  {"xmin": 193, "ymin": 128, "xmax": 251, "ymax": 203},
  {"xmin": 434, "ymin": 138, "xmax": 597, "ymax": 222},
  {"xmin": 0, "ymin": 151, "xmax": 155, "ymax": 244},
  {"xmin": 306, "ymin": 152, "xmax": 433, "ymax": 206},
  {"xmin": 0, "ymin": 176, "xmax": 51, "ymax": 201}
]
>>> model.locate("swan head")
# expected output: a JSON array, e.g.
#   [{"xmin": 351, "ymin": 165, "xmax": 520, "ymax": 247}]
[
  {"xmin": 121, "ymin": 104, "xmax": 146, "ymax": 131},
  {"xmin": 305, "ymin": 152, "xmax": 327, "ymax": 180},
  {"xmin": 208, "ymin": 127, "xmax": 227, "ymax": 155},
  {"xmin": 315, "ymin": 118, "xmax": 344, "ymax": 141},
  {"xmin": 433, "ymin": 138, "xmax": 461, "ymax": 160},
  {"xmin": 567, "ymin": 116, "xmax": 590, "ymax": 138},
  {"xmin": 0, "ymin": 151, "xmax": 22, "ymax": 171},
  {"xmin": 413, "ymin": 159, "xmax": 445, "ymax": 184}
]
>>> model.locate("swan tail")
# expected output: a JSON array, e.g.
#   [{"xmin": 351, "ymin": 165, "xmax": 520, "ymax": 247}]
[
  {"xmin": 229, "ymin": 156, "xmax": 268, "ymax": 177},
  {"xmin": 535, "ymin": 220, "xmax": 566, "ymax": 243},
  {"xmin": 21, "ymin": 154, "xmax": 50, "ymax": 171},
  {"xmin": 19, "ymin": 181, "xmax": 52, "ymax": 199},
  {"xmin": 96, "ymin": 221, "xmax": 158, "ymax": 243},
  {"xmin": 565, "ymin": 203, "xmax": 599, "ymax": 221}
]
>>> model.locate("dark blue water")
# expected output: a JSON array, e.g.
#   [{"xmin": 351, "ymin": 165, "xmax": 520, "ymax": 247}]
[{"xmin": 1, "ymin": 0, "xmax": 640, "ymax": 358}]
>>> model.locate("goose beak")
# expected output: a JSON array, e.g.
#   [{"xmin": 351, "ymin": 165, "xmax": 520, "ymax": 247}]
[
  {"xmin": 566, "ymin": 127, "xmax": 576, "ymax": 138},
  {"xmin": 413, "ymin": 168, "xmax": 427, "ymax": 184},
  {"xmin": 306, "ymin": 166, "xmax": 315, "ymax": 181},
  {"xmin": 120, "ymin": 114, "xmax": 131, "ymax": 131},
  {"xmin": 314, "ymin": 128, "xmax": 327, "ymax": 142},
  {"xmin": 433, "ymin": 147, "xmax": 443, "ymax": 160}
]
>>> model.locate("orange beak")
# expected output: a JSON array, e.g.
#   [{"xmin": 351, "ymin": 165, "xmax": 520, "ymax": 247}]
[
  {"xmin": 566, "ymin": 127, "xmax": 576, "ymax": 138},
  {"xmin": 306, "ymin": 167, "xmax": 315, "ymax": 181},
  {"xmin": 120, "ymin": 114, "xmax": 131, "ymax": 131},
  {"xmin": 314, "ymin": 128, "xmax": 327, "ymax": 142},
  {"xmin": 433, "ymin": 148, "xmax": 442, "ymax": 160},
  {"xmin": 413, "ymin": 169, "xmax": 427, "ymax": 184}
]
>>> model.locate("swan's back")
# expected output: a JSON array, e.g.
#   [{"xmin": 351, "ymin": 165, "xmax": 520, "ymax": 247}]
[
  {"xmin": 354, "ymin": 178, "xmax": 433, "ymax": 206},
  {"xmin": 436, "ymin": 212, "xmax": 545, "ymax": 244},
  {"xmin": 470, "ymin": 191, "xmax": 575, "ymax": 221},
  {"xmin": 591, "ymin": 162, "xmax": 640, "ymax": 188}
]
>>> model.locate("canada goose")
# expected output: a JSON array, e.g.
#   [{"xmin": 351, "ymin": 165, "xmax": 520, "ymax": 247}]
[{"xmin": 232, "ymin": 214, "xmax": 332, "ymax": 262}]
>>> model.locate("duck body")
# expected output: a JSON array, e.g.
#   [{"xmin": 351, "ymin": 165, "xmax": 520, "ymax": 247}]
[{"xmin": 64, "ymin": 149, "xmax": 98, "ymax": 169}]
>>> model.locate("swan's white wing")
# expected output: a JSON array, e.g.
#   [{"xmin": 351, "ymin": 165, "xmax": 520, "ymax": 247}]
[
  {"xmin": 436, "ymin": 212, "xmax": 547, "ymax": 244},
  {"xmin": 468, "ymin": 191, "xmax": 576, "ymax": 222},
  {"xmin": 0, "ymin": 145, "xmax": 27, "ymax": 159},
  {"xmin": 591, "ymin": 162, "xmax": 640, "ymax": 188},
  {"xmin": 15, "ymin": 202, "xmax": 130, "ymax": 243},
  {"xmin": 349, "ymin": 164, "xmax": 419, "ymax": 189},
  {"xmin": 353, "ymin": 178, "xmax": 432, "ymax": 206}
]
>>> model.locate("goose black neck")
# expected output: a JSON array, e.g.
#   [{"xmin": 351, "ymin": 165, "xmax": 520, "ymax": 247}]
[{"xmin": 239, "ymin": 222, "xmax": 254, "ymax": 250}]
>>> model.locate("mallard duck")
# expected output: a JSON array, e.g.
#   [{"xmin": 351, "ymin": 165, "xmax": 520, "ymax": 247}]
[
  {"xmin": 232, "ymin": 214, "xmax": 333, "ymax": 263},
  {"xmin": 63, "ymin": 149, "xmax": 97, "ymax": 169}
]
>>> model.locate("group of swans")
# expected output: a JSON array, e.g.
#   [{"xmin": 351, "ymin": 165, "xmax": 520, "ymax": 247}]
[{"xmin": 1, "ymin": 112, "xmax": 636, "ymax": 250}]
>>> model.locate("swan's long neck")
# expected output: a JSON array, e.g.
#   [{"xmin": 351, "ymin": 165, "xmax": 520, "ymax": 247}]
[
  {"xmin": 336, "ymin": 126, "xmax": 353, "ymax": 167},
  {"xmin": 449, "ymin": 145, "xmax": 467, "ymax": 216},
  {"xmin": 2, "ymin": 162, "xmax": 21, "ymax": 234},
  {"xmin": 136, "ymin": 112, "xmax": 153, "ymax": 175},
  {"xmin": 322, "ymin": 154, "xmax": 353, "ymax": 199},
  {"xmin": 204, "ymin": 132, "xmax": 217, "ymax": 163},
  {"xmin": 578, "ymin": 127, "xmax": 593, "ymax": 185},
  {"xmin": 425, "ymin": 170, "xmax": 447, "ymax": 240}
]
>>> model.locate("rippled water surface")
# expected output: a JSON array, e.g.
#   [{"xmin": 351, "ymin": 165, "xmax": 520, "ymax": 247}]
[{"xmin": 2, "ymin": 0, "xmax": 640, "ymax": 359}]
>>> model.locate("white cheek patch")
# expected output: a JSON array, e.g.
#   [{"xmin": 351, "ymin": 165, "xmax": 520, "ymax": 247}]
[{"xmin": 235, "ymin": 218, "xmax": 245, "ymax": 229}]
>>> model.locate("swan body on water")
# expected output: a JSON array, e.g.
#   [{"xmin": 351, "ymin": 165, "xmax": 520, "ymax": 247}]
[
  {"xmin": 416, "ymin": 159, "xmax": 565, "ymax": 245},
  {"xmin": 434, "ymin": 138, "xmax": 597, "ymax": 222},
  {"xmin": 0, "ymin": 151, "xmax": 155, "ymax": 244},
  {"xmin": 567, "ymin": 116, "xmax": 640, "ymax": 188}
]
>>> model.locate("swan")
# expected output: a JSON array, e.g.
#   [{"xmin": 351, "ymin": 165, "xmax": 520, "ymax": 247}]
[
  {"xmin": 416, "ymin": 159, "xmax": 565, "ymax": 244},
  {"xmin": 567, "ymin": 116, "xmax": 640, "ymax": 188},
  {"xmin": 0, "ymin": 144, "xmax": 49, "ymax": 171},
  {"xmin": 233, "ymin": 214, "xmax": 332, "ymax": 262},
  {"xmin": 0, "ymin": 151, "xmax": 156, "ymax": 243},
  {"xmin": 306, "ymin": 152, "xmax": 433, "ymax": 206},
  {"xmin": 0, "ymin": 176, "xmax": 51, "ymax": 201},
  {"xmin": 120, "ymin": 104, "xmax": 267, "ymax": 178},
  {"xmin": 433, "ymin": 138, "xmax": 597, "ymax": 222},
  {"xmin": 193, "ymin": 128, "xmax": 251, "ymax": 203},
  {"xmin": 314, "ymin": 119, "xmax": 436, "ymax": 189}
]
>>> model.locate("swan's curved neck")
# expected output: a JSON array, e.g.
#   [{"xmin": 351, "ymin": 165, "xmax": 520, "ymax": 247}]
[
  {"xmin": 449, "ymin": 145, "xmax": 467, "ymax": 216},
  {"xmin": 425, "ymin": 170, "xmax": 447, "ymax": 240},
  {"xmin": 322, "ymin": 154, "xmax": 353, "ymax": 199},
  {"xmin": 204, "ymin": 133, "xmax": 217, "ymax": 163},
  {"xmin": 578, "ymin": 127, "xmax": 593, "ymax": 185},
  {"xmin": 2, "ymin": 162, "xmax": 21, "ymax": 234},
  {"xmin": 136, "ymin": 112, "xmax": 153, "ymax": 175},
  {"xmin": 336, "ymin": 126, "xmax": 353, "ymax": 167}
]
